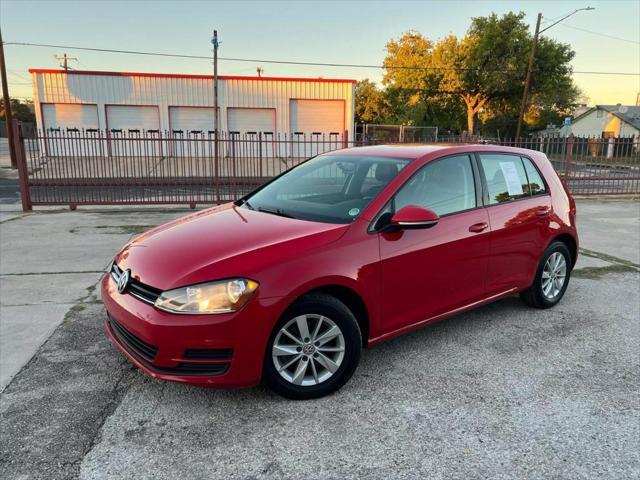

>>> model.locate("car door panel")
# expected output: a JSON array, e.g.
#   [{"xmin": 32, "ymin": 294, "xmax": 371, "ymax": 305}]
[
  {"xmin": 485, "ymin": 196, "xmax": 552, "ymax": 293},
  {"xmin": 376, "ymin": 154, "xmax": 491, "ymax": 334},
  {"xmin": 379, "ymin": 208, "xmax": 491, "ymax": 332},
  {"xmin": 477, "ymin": 153, "xmax": 553, "ymax": 293}
]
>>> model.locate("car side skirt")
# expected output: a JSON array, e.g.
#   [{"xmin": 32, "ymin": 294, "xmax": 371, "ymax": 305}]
[{"xmin": 367, "ymin": 287, "xmax": 519, "ymax": 346}]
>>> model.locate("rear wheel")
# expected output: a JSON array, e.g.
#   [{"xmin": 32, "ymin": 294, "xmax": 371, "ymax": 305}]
[
  {"xmin": 263, "ymin": 293, "xmax": 362, "ymax": 400},
  {"xmin": 520, "ymin": 241, "xmax": 572, "ymax": 309}
]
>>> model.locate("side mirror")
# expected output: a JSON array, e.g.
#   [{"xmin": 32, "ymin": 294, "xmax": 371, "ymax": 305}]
[{"xmin": 389, "ymin": 205, "xmax": 439, "ymax": 230}]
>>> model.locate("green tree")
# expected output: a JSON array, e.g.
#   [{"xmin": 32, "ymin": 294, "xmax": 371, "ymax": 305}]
[
  {"xmin": 383, "ymin": 13, "xmax": 579, "ymax": 135},
  {"xmin": 378, "ymin": 31, "xmax": 462, "ymax": 131},
  {"xmin": 354, "ymin": 79, "xmax": 387, "ymax": 124},
  {"xmin": 0, "ymin": 98, "xmax": 36, "ymax": 124}
]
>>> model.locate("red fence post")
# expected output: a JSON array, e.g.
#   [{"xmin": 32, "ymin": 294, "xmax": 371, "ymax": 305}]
[
  {"xmin": 12, "ymin": 119, "xmax": 32, "ymax": 212},
  {"xmin": 564, "ymin": 134, "xmax": 574, "ymax": 180}
]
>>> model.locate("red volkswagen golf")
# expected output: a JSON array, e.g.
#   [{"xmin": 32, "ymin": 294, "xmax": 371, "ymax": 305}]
[{"xmin": 103, "ymin": 144, "xmax": 578, "ymax": 399}]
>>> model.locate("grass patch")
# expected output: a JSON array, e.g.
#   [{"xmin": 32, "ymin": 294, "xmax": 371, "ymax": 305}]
[
  {"xmin": 95, "ymin": 225, "xmax": 155, "ymax": 235},
  {"xmin": 62, "ymin": 303, "xmax": 87, "ymax": 323},
  {"xmin": 573, "ymin": 264, "xmax": 639, "ymax": 279},
  {"xmin": 0, "ymin": 214, "xmax": 29, "ymax": 225},
  {"xmin": 69, "ymin": 225, "xmax": 155, "ymax": 235},
  {"xmin": 113, "ymin": 225, "xmax": 155, "ymax": 235},
  {"xmin": 579, "ymin": 248, "xmax": 640, "ymax": 269}
]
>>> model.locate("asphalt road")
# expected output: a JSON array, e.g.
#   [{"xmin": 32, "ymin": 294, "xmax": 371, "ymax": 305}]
[
  {"xmin": 1, "ymin": 271, "xmax": 638, "ymax": 479},
  {"xmin": 0, "ymin": 179, "xmax": 20, "ymax": 205}
]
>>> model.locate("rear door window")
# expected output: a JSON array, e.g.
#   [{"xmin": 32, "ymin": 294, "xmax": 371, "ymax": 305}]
[{"xmin": 478, "ymin": 154, "xmax": 530, "ymax": 204}]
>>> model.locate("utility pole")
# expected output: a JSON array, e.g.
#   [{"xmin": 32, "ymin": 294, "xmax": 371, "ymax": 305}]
[
  {"xmin": 212, "ymin": 30, "xmax": 219, "ymax": 166},
  {"xmin": 515, "ymin": 13, "xmax": 542, "ymax": 141},
  {"xmin": 54, "ymin": 53, "xmax": 78, "ymax": 70},
  {"xmin": 515, "ymin": 7, "xmax": 594, "ymax": 140},
  {"xmin": 0, "ymin": 28, "xmax": 17, "ymax": 169}
]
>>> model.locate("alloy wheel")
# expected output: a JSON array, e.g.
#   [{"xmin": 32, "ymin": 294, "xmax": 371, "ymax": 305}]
[
  {"xmin": 272, "ymin": 314, "xmax": 346, "ymax": 387},
  {"xmin": 541, "ymin": 252, "xmax": 567, "ymax": 299}
]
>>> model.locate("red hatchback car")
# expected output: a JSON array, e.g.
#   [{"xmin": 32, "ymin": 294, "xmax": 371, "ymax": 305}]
[{"xmin": 103, "ymin": 144, "xmax": 578, "ymax": 399}]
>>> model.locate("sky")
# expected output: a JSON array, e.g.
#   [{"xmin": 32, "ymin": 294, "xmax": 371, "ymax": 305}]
[{"xmin": 2, "ymin": 0, "xmax": 639, "ymax": 105}]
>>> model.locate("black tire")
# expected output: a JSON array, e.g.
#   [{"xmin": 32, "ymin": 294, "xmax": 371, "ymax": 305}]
[
  {"xmin": 263, "ymin": 293, "xmax": 362, "ymax": 400},
  {"xmin": 520, "ymin": 241, "xmax": 572, "ymax": 309}
]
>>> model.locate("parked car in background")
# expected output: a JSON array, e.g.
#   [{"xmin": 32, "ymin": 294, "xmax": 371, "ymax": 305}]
[{"xmin": 102, "ymin": 144, "xmax": 578, "ymax": 399}]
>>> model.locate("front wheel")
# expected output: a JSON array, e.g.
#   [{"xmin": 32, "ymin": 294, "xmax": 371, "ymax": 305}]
[
  {"xmin": 263, "ymin": 293, "xmax": 362, "ymax": 400},
  {"xmin": 520, "ymin": 241, "xmax": 572, "ymax": 309}
]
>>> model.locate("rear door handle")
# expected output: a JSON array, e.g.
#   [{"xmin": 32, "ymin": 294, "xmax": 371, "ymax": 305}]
[
  {"xmin": 469, "ymin": 222, "xmax": 489, "ymax": 233},
  {"xmin": 535, "ymin": 206, "xmax": 551, "ymax": 217}
]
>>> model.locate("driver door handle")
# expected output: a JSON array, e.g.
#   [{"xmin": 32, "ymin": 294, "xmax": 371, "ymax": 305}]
[{"xmin": 469, "ymin": 222, "xmax": 489, "ymax": 233}]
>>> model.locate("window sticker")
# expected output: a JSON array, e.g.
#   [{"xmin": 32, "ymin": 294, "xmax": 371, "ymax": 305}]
[
  {"xmin": 348, "ymin": 208, "xmax": 360, "ymax": 217},
  {"xmin": 499, "ymin": 161, "xmax": 524, "ymax": 196}
]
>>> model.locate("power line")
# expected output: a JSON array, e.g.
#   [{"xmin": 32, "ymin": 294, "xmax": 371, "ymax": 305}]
[
  {"xmin": 3, "ymin": 40, "xmax": 513, "ymax": 72},
  {"xmin": 3, "ymin": 40, "xmax": 639, "ymax": 76},
  {"xmin": 556, "ymin": 23, "xmax": 640, "ymax": 45},
  {"xmin": 8, "ymin": 71, "xmax": 30, "ymax": 81}
]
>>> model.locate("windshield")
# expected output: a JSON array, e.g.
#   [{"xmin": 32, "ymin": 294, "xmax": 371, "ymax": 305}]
[{"xmin": 242, "ymin": 154, "xmax": 410, "ymax": 224}]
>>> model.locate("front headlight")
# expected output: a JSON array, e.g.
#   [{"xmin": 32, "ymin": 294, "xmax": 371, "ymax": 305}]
[{"xmin": 155, "ymin": 278, "xmax": 259, "ymax": 314}]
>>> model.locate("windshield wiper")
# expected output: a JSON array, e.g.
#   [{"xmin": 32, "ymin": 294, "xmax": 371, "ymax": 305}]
[
  {"xmin": 236, "ymin": 198, "xmax": 255, "ymax": 210},
  {"xmin": 257, "ymin": 207, "xmax": 296, "ymax": 219}
]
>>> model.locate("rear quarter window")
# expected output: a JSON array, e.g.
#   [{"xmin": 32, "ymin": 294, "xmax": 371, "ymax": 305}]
[{"xmin": 522, "ymin": 157, "xmax": 548, "ymax": 195}]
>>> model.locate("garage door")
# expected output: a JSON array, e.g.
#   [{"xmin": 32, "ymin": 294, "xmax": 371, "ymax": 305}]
[
  {"xmin": 290, "ymin": 100, "xmax": 344, "ymax": 135},
  {"xmin": 227, "ymin": 108, "xmax": 275, "ymax": 134},
  {"xmin": 169, "ymin": 107, "xmax": 216, "ymax": 134},
  {"xmin": 42, "ymin": 104, "xmax": 100, "ymax": 157},
  {"xmin": 106, "ymin": 105, "xmax": 159, "ymax": 132},
  {"xmin": 42, "ymin": 103, "xmax": 99, "ymax": 131},
  {"xmin": 290, "ymin": 100, "xmax": 344, "ymax": 157}
]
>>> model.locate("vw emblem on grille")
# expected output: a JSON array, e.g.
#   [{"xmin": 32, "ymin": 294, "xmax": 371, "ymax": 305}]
[{"xmin": 117, "ymin": 269, "xmax": 131, "ymax": 294}]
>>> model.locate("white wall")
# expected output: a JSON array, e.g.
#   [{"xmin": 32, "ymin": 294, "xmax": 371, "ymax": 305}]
[
  {"xmin": 31, "ymin": 71, "xmax": 355, "ymax": 137},
  {"xmin": 571, "ymin": 108, "xmax": 639, "ymax": 137}
]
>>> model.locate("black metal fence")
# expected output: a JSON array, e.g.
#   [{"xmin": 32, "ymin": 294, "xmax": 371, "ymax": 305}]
[{"xmin": 11, "ymin": 122, "xmax": 640, "ymax": 211}]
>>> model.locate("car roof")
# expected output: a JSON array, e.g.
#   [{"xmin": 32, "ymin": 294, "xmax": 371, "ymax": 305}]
[
  {"xmin": 331, "ymin": 143, "xmax": 544, "ymax": 160},
  {"xmin": 332, "ymin": 144, "xmax": 449, "ymax": 159}
]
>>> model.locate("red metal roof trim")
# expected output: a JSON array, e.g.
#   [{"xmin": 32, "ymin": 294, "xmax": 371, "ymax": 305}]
[{"xmin": 28, "ymin": 69, "xmax": 357, "ymax": 84}]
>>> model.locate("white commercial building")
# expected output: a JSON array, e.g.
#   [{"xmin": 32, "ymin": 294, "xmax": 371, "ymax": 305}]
[{"xmin": 29, "ymin": 69, "xmax": 355, "ymax": 138}]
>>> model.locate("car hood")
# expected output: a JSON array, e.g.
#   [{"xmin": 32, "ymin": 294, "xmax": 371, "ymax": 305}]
[{"xmin": 115, "ymin": 203, "xmax": 349, "ymax": 291}]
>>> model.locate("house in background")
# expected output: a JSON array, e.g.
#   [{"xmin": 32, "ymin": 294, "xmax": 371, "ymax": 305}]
[{"xmin": 570, "ymin": 104, "xmax": 640, "ymax": 138}]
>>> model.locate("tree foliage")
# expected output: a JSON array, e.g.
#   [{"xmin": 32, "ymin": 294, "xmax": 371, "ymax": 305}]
[
  {"xmin": 356, "ymin": 12, "xmax": 580, "ymax": 136},
  {"xmin": 355, "ymin": 80, "xmax": 387, "ymax": 124},
  {"xmin": 0, "ymin": 98, "xmax": 36, "ymax": 124}
]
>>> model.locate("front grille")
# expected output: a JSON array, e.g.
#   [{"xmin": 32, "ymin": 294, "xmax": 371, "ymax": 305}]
[
  {"xmin": 183, "ymin": 348, "xmax": 234, "ymax": 360},
  {"xmin": 108, "ymin": 315, "xmax": 158, "ymax": 361},
  {"xmin": 111, "ymin": 262, "xmax": 162, "ymax": 305}
]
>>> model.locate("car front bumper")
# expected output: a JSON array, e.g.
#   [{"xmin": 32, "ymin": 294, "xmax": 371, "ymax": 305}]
[{"xmin": 101, "ymin": 273, "xmax": 285, "ymax": 388}]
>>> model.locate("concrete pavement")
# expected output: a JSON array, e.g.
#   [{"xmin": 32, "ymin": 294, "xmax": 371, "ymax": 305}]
[
  {"xmin": 0, "ymin": 206, "xmax": 190, "ymax": 390},
  {"xmin": 575, "ymin": 199, "xmax": 640, "ymax": 265}
]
